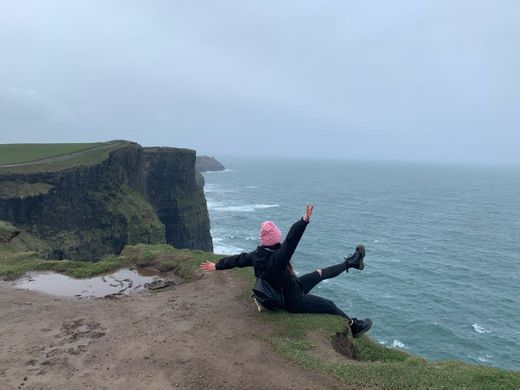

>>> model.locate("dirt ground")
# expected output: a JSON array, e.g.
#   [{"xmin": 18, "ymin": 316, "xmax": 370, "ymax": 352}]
[{"xmin": 0, "ymin": 270, "xmax": 353, "ymax": 389}]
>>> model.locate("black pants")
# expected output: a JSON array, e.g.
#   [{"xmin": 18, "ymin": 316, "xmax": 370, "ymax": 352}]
[{"xmin": 284, "ymin": 266, "xmax": 350, "ymax": 320}]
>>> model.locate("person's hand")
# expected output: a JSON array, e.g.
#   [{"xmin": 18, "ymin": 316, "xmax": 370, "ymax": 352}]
[
  {"xmin": 200, "ymin": 261, "xmax": 216, "ymax": 271},
  {"xmin": 303, "ymin": 204, "xmax": 314, "ymax": 222}
]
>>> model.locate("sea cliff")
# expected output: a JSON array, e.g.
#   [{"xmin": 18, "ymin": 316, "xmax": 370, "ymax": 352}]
[
  {"xmin": 195, "ymin": 155, "xmax": 225, "ymax": 172},
  {"xmin": 0, "ymin": 141, "xmax": 213, "ymax": 260}
]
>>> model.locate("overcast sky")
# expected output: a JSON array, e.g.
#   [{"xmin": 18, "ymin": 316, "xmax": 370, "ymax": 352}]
[{"xmin": 0, "ymin": 1, "xmax": 519, "ymax": 164}]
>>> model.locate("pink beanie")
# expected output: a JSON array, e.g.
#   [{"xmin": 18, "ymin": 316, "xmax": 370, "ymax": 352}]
[{"xmin": 260, "ymin": 221, "xmax": 282, "ymax": 246}]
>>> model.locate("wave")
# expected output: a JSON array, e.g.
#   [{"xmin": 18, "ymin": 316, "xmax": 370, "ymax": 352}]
[
  {"xmin": 472, "ymin": 323, "xmax": 491, "ymax": 334},
  {"xmin": 213, "ymin": 204, "xmax": 279, "ymax": 212},
  {"xmin": 206, "ymin": 200, "xmax": 225, "ymax": 210},
  {"xmin": 478, "ymin": 354, "xmax": 493, "ymax": 362},
  {"xmin": 213, "ymin": 244, "xmax": 244, "ymax": 255},
  {"xmin": 204, "ymin": 186, "xmax": 235, "ymax": 194},
  {"xmin": 203, "ymin": 169, "xmax": 233, "ymax": 174},
  {"xmin": 392, "ymin": 339, "xmax": 407, "ymax": 348}
]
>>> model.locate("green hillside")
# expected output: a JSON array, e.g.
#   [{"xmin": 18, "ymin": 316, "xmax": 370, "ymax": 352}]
[
  {"xmin": 0, "ymin": 140, "xmax": 131, "ymax": 174},
  {"xmin": 0, "ymin": 142, "xmax": 104, "ymax": 165}
]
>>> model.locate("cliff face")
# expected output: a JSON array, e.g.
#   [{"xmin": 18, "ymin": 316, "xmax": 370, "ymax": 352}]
[
  {"xmin": 142, "ymin": 148, "xmax": 213, "ymax": 251},
  {"xmin": 195, "ymin": 156, "xmax": 225, "ymax": 172},
  {"xmin": 0, "ymin": 142, "xmax": 213, "ymax": 260}
]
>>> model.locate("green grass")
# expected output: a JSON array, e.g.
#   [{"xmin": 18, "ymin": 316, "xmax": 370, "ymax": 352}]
[
  {"xmin": 0, "ymin": 142, "xmax": 104, "ymax": 165},
  {"xmin": 0, "ymin": 140, "xmax": 132, "ymax": 174},
  {"xmin": 0, "ymin": 181, "xmax": 54, "ymax": 199},
  {"xmin": 260, "ymin": 320, "xmax": 520, "ymax": 389},
  {"xmin": 0, "ymin": 220, "xmax": 17, "ymax": 242},
  {"xmin": 0, "ymin": 243, "xmax": 222, "ymax": 282},
  {"xmin": 1, "ymin": 244, "xmax": 518, "ymax": 388}
]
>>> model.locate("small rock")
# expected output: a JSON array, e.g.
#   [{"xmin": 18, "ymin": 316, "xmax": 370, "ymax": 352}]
[{"xmin": 144, "ymin": 279, "xmax": 174, "ymax": 290}]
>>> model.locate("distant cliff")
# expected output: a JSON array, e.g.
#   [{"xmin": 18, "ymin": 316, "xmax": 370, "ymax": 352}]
[
  {"xmin": 0, "ymin": 141, "xmax": 213, "ymax": 260},
  {"xmin": 195, "ymin": 156, "xmax": 225, "ymax": 172}
]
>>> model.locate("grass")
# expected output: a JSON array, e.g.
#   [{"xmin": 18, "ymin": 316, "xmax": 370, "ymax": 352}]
[
  {"xmin": 259, "ymin": 315, "xmax": 520, "ymax": 389},
  {"xmin": 0, "ymin": 140, "xmax": 132, "ymax": 174},
  {"xmin": 106, "ymin": 186, "xmax": 166, "ymax": 245},
  {"xmin": 0, "ymin": 220, "xmax": 17, "ymax": 242},
  {"xmin": 0, "ymin": 243, "xmax": 222, "ymax": 282},
  {"xmin": 0, "ymin": 142, "xmax": 104, "ymax": 165},
  {"xmin": 1, "ymin": 244, "xmax": 518, "ymax": 388},
  {"xmin": 0, "ymin": 181, "xmax": 54, "ymax": 199}
]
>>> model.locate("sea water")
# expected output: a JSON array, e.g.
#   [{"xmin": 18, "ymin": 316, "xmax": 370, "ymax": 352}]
[{"xmin": 203, "ymin": 157, "xmax": 520, "ymax": 371}]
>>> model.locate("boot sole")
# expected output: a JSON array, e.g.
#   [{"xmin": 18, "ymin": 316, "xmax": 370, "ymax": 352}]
[
  {"xmin": 357, "ymin": 244, "xmax": 365, "ymax": 271},
  {"xmin": 352, "ymin": 318, "xmax": 372, "ymax": 338},
  {"xmin": 356, "ymin": 244, "xmax": 365, "ymax": 257}
]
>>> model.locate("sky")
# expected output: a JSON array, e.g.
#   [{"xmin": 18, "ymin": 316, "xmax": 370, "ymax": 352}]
[{"xmin": 0, "ymin": 0, "xmax": 519, "ymax": 165}]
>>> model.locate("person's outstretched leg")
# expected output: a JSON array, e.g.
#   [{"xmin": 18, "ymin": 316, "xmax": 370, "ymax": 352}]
[
  {"xmin": 321, "ymin": 244, "xmax": 366, "ymax": 278},
  {"xmin": 298, "ymin": 245, "xmax": 366, "ymax": 295},
  {"xmin": 286, "ymin": 294, "xmax": 373, "ymax": 338},
  {"xmin": 298, "ymin": 271, "xmax": 322, "ymax": 295},
  {"xmin": 297, "ymin": 262, "xmax": 353, "ymax": 296},
  {"xmin": 286, "ymin": 294, "xmax": 351, "ymax": 319}
]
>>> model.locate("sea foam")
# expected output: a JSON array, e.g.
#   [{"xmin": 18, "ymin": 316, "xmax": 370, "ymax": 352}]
[
  {"xmin": 472, "ymin": 323, "xmax": 491, "ymax": 334},
  {"xmin": 213, "ymin": 204, "xmax": 279, "ymax": 212},
  {"xmin": 392, "ymin": 340, "xmax": 406, "ymax": 348},
  {"xmin": 213, "ymin": 244, "xmax": 244, "ymax": 255}
]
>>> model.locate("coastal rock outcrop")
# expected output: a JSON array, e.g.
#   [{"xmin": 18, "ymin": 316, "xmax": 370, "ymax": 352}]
[
  {"xmin": 0, "ymin": 141, "xmax": 213, "ymax": 260},
  {"xmin": 195, "ymin": 156, "xmax": 225, "ymax": 172}
]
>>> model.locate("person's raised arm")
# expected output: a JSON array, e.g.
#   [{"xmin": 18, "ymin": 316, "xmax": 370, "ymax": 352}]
[
  {"xmin": 303, "ymin": 204, "xmax": 313, "ymax": 223},
  {"xmin": 272, "ymin": 204, "xmax": 313, "ymax": 268},
  {"xmin": 200, "ymin": 252, "xmax": 253, "ymax": 272},
  {"xmin": 200, "ymin": 261, "xmax": 216, "ymax": 271}
]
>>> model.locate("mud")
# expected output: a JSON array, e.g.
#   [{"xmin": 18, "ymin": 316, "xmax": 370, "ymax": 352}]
[
  {"xmin": 0, "ymin": 270, "xmax": 354, "ymax": 389},
  {"xmin": 10, "ymin": 268, "xmax": 163, "ymax": 298}
]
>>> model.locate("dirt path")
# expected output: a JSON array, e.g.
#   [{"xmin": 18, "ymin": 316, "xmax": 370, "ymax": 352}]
[{"xmin": 0, "ymin": 271, "xmax": 353, "ymax": 389}]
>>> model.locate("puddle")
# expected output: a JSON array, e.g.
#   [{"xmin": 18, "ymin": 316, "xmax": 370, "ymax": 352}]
[{"xmin": 12, "ymin": 268, "xmax": 163, "ymax": 298}]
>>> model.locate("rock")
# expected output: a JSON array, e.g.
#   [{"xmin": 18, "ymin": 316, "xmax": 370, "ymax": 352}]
[
  {"xmin": 144, "ymin": 279, "xmax": 174, "ymax": 290},
  {"xmin": 331, "ymin": 328, "xmax": 357, "ymax": 360},
  {"xmin": 195, "ymin": 156, "xmax": 225, "ymax": 172}
]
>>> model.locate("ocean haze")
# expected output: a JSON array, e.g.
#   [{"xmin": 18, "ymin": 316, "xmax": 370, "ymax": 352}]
[{"xmin": 0, "ymin": 1, "xmax": 519, "ymax": 165}]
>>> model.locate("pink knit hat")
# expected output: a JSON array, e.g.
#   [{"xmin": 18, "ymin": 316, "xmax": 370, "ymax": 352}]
[{"xmin": 260, "ymin": 221, "xmax": 282, "ymax": 246}]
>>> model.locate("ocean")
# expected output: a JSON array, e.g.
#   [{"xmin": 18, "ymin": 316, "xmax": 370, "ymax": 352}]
[{"xmin": 202, "ymin": 157, "xmax": 520, "ymax": 371}]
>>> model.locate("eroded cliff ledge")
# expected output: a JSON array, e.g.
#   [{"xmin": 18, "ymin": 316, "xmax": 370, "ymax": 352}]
[
  {"xmin": 0, "ymin": 141, "xmax": 213, "ymax": 260},
  {"xmin": 195, "ymin": 156, "xmax": 225, "ymax": 172}
]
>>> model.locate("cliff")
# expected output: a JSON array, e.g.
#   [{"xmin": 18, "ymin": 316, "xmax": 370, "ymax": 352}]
[
  {"xmin": 195, "ymin": 156, "xmax": 225, "ymax": 172},
  {"xmin": 0, "ymin": 141, "xmax": 213, "ymax": 260}
]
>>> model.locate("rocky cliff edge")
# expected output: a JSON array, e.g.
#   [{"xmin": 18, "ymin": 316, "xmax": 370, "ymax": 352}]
[{"xmin": 0, "ymin": 141, "xmax": 213, "ymax": 260}]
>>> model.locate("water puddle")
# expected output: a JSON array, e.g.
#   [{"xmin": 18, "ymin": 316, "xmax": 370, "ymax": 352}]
[{"xmin": 11, "ymin": 268, "xmax": 167, "ymax": 298}]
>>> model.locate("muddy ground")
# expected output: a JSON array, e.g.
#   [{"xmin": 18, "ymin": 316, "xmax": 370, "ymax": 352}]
[{"xmin": 0, "ymin": 270, "xmax": 354, "ymax": 389}]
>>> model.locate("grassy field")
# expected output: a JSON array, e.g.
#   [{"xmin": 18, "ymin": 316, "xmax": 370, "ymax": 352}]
[
  {"xmin": 1, "ymin": 243, "xmax": 519, "ymax": 389},
  {"xmin": 0, "ymin": 140, "xmax": 132, "ymax": 174},
  {"xmin": 0, "ymin": 142, "xmax": 104, "ymax": 165}
]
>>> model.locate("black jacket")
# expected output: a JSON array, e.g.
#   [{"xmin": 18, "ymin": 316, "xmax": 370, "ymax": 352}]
[{"xmin": 215, "ymin": 218, "xmax": 308, "ymax": 301}]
